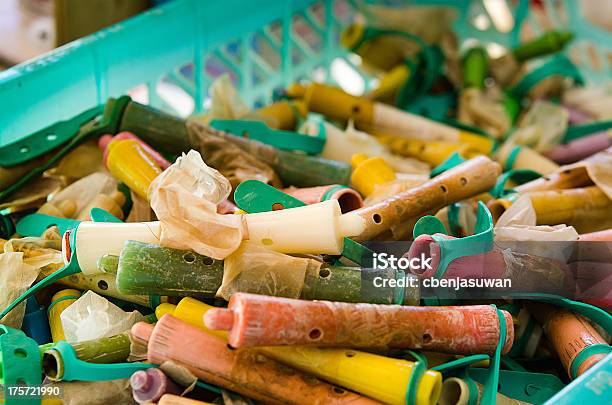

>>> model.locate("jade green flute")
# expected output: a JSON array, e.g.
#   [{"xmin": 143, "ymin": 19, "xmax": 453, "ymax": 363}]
[
  {"xmin": 115, "ymin": 100, "xmax": 351, "ymax": 187},
  {"xmin": 115, "ymin": 240, "xmax": 419, "ymax": 305}
]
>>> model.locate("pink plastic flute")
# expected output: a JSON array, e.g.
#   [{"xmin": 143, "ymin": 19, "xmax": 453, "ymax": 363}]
[
  {"xmin": 131, "ymin": 316, "xmax": 382, "ymax": 405},
  {"xmin": 204, "ymin": 293, "xmax": 514, "ymax": 355},
  {"xmin": 284, "ymin": 185, "xmax": 364, "ymax": 213},
  {"xmin": 543, "ymin": 132, "xmax": 612, "ymax": 164},
  {"xmin": 131, "ymin": 368, "xmax": 182, "ymax": 404}
]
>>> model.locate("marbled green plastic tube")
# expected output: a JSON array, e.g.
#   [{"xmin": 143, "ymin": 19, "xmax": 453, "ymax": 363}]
[{"xmin": 116, "ymin": 241, "xmax": 419, "ymax": 304}]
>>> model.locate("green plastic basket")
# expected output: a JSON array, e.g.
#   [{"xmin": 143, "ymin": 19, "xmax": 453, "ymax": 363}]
[{"xmin": 0, "ymin": 0, "xmax": 609, "ymax": 148}]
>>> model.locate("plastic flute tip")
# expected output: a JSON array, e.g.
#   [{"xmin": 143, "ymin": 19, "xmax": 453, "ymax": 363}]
[{"xmin": 204, "ymin": 293, "xmax": 513, "ymax": 355}]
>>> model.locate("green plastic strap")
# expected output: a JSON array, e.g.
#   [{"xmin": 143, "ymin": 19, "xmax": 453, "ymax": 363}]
[
  {"xmin": 47, "ymin": 295, "xmax": 81, "ymax": 315},
  {"xmin": 569, "ymin": 343, "xmax": 612, "ymax": 380},
  {"xmin": 148, "ymin": 294, "xmax": 162, "ymax": 309},
  {"xmin": 463, "ymin": 47, "xmax": 488, "ymax": 89},
  {"xmin": 480, "ymin": 306, "xmax": 506, "ymax": 405},
  {"xmin": 464, "ymin": 378, "xmax": 479, "ymax": 405},
  {"xmin": 16, "ymin": 213, "xmax": 81, "ymax": 237},
  {"xmin": 490, "ymin": 169, "xmax": 542, "ymax": 199},
  {"xmin": 504, "ymin": 145, "xmax": 522, "ymax": 171},
  {"xmin": 404, "ymin": 350, "xmax": 427, "ymax": 405},
  {"xmin": 414, "ymin": 202, "xmax": 494, "ymax": 279},
  {"xmin": 563, "ymin": 120, "xmax": 612, "ymax": 143},
  {"xmin": 0, "ymin": 96, "xmax": 130, "ymax": 202},
  {"xmin": 430, "ymin": 152, "xmax": 466, "ymax": 178},
  {"xmin": 89, "ymin": 208, "xmax": 124, "ymax": 223},
  {"xmin": 354, "ymin": 27, "xmax": 438, "ymax": 104},
  {"xmin": 54, "ymin": 340, "xmax": 154, "ymax": 381},
  {"xmin": 509, "ymin": 316, "xmax": 536, "ymax": 357},
  {"xmin": 234, "ymin": 180, "xmax": 374, "ymax": 266},
  {"xmin": 501, "ymin": 356, "xmax": 528, "ymax": 372},
  {"xmin": 447, "ymin": 203, "xmax": 462, "ymax": 237},
  {"xmin": 432, "ymin": 354, "xmax": 489, "ymax": 372},
  {"xmin": 0, "ymin": 105, "xmax": 103, "ymax": 167},
  {"xmin": 509, "ymin": 293, "xmax": 612, "ymax": 335},
  {"xmin": 510, "ymin": 55, "xmax": 584, "ymax": 99},
  {"xmin": 321, "ymin": 185, "xmax": 350, "ymax": 202},
  {"xmin": 0, "ymin": 326, "xmax": 42, "ymax": 405},
  {"xmin": 0, "ymin": 226, "xmax": 82, "ymax": 320},
  {"xmin": 210, "ymin": 119, "xmax": 325, "ymax": 155}
]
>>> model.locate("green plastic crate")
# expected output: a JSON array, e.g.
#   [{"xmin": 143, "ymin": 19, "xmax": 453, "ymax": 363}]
[{"xmin": 0, "ymin": 0, "xmax": 609, "ymax": 149}]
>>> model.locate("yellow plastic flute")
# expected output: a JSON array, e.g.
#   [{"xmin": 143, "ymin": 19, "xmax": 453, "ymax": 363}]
[
  {"xmin": 156, "ymin": 298, "xmax": 442, "ymax": 405},
  {"xmin": 48, "ymin": 289, "xmax": 81, "ymax": 342},
  {"xmin": 378, "ymin": 134, "xmax": 482, "ymax": 167},
  {"xmin": 496, "ymin": 143, "xmax": 558, "ymax": 175},
  {"xmin": 254, "ymin": 100, "xmax": 307, "ymax": 130},
  {"xmin": 287, "ymin": 82, "xmax": 494, "ymax": 155},
  {"xmin": 369, "ymin": 64, "xmax": 412, "ymax": 102},
  {"xmin": 350, "ymin": 153, "xmax": 396, "ymax": 197}
]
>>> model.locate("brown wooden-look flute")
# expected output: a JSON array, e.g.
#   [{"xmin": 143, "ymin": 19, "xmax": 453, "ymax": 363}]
[{"xmin": 352, "ymin": 156, "xmax": 501, "ymax": 241}]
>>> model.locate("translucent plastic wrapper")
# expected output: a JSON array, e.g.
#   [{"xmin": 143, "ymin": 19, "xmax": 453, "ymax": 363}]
[
  {"xmin": 126, "ymin": 190, "xmax": 155, "ymax": 222},
  {"xmin": 457, "ymin": 87, "xmax": 511, "ymax": 139},
  {"xmin": 0, "ymin": 176, "xmax": 65, "ymax": 214},
  {"xmin": 217, "ymin": 241, "xmax": 322, "ymax": 300},
  {"xmin": 560, "ymin": 146, "xmax": 612, "ymax": 200},
  {"xmin": 495, "ymin": 195, "xmax": 578, "ymax": 262},
  {"xmin": 0, "ymin": 253, "xmax": 38, "ymax": 328},
  {"xmin": 149, "ymin": 150, "xmax": 244, "ymax": 259},
  {"xmin": 499, "ymin": 247, "xmax": 568, "ymax": 294},
  {"xmin": 50, "ymin": 171, "xmax": 118, "ymax": 218},
  {"xmin": 563, "ymin": 83, "xmax": 612, "ymax": 120},
  {"xmin": 186, "ymin": 120, "xmax": 282, "ymax": 189},
  {"xmin": 60, "ymin": 290, "xmax": 144, "ymax": 343},
  {"xmin": 507, "ymin": 100, "xmax": 568, "ymax": 152},
  {"xmin": 0, "ymin": 236, "xmax": 64, "ymax": 327}
]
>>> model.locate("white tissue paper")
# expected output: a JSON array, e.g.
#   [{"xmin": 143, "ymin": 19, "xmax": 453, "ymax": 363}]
[{"xmin": 60, "ymin": 290, "xmax": 144, "ymax": 343}]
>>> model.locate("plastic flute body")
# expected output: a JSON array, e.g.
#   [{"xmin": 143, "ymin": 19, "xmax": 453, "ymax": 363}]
[
  {"xmin": 132, "ymin": 316, "xmax": 382, "ymax": 405},
  {"xmin": 283, "ymin": 185, "xmax": 364, "ymax": 213},
  {"xmin": 527, "ymin": 303, "xmax": 609, "ymax": 379},
  {"xmin": 156, "ymin": 298, "xmax": 441, "ymax": 405},
  {"xmin": 352, "ymin": 156, "xmax": 501, "ymax": 241},
  {"xmin": 204, "ymin": 293, "xmax": 514, "ymax": 355},
  {"xmin": 289, "ymin": 83, "xmax": 494, "ymax": 154},
  {"xmin": 158, "ymin": 395, "xmax": 212, "ymax": 405},
  {"xmin": 130, "ymin": 368, "xmax": 182, "ymax": 404},
  {"xmin": 439, "ymin": 377, "xmax": 529, "ymax": 405},
  {"xmin": 116, "ymin": 100, "xmax": 351, "ymax": 187},
  {"xmin": 117, "ymin": 241, "xmax": 419, "ymax": 305},
  {"xmin": 544, "ymin": 132, "xmax": 612, "ymax": 165},
  {"xmin": 579, "ymin": 229, "xmax": 612, "ymax": 242},
  {"xmin": 496, "ymin": 144, "xmax": 559, "ymax": 175}
]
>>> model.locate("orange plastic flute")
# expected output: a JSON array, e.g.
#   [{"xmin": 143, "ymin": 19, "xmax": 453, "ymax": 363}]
[
  {"xmin": 204, "ymin": 293, "xmax": 513, "ymax": 355},
  {"xmin": 527, "ymin": 303, "xmax": 609, "ymax": 378},
  {"xmin": 131, "ymin": 316, "xmax": 382, "ymax": 405}
]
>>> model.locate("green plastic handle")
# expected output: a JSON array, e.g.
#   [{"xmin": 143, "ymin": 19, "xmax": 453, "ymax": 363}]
[
  {"xmin": 490, "ymin": 169, "xmax": 542, "ymax": 199},
  {"xmin": 53, "ymin": 340, "xmax": 154, "ymax": 381},
  {"xmin": 0, "ymin": 326, "xmax": 42, "ymax": 405},
  {"xmin": 0, "ymin": 96, "xmax": 131, "ymax": 203},
  {"xmin": 563, "ymin": 120, "xmax": 612, "ymax": 143},
  {"xmin": 89, "ymin": 208, "xmax": 124, "ymax": 223},
  {"xmin": 0, "ymin": 105, "xmax": 103, "ymax": 167},
  {"xmin": 510, "ymin": 54, "xmax": 584, "ymax": 99},
  {"xmin": 413, "ymin": 202, "xmax": 494, "ymax": 279},
  {"xmin": 16, "ymin": 213, "xmax": 81, "ymax": 237},
  {"xmin": 430, "ymin": 152, "xmax": 466, "ymax": 178},
  {"xmin": 210, "ymin": 119, "xmax": 325, "ymax": 155},
  {"xmin": 234, "ymin": 180, "xmax": 374, "ymax": 266},
  {"xmin": 479, "ymin": 306, "xmax": 506, "ymax": 405}
]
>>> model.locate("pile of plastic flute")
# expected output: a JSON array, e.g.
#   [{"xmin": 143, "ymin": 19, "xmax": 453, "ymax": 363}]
[{"xmin": 0, "ymin": 15, "xmax": 611, "ymax": 405}]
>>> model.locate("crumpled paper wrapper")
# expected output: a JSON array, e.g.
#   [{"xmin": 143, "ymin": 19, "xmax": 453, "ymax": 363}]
[
  {"xmin": 458, "ymin": 87, "xmax": 511, "ymax": 139},
  {"xmin": 0, "ymin": 235, "xmax": 64, "ymax": 328},
  {"xmin": 506, "ymin": 100, "xmax": 569, "ymax": 152},
  {"xmin": 60, "ymin": 290, "xmax": 144, "ymax": 343},
  {"xmin": 217, "ymin": 241, "xmax": 321, "ymax": 300},
  {"xmin": 495, "ymin": 195, "xmax": 578, "ymax": 262},
  {"xmin": 563, "ymin": 83, "xmax": 612, "ymax": 120},
  {"xmin": 186, "ymin": 120, "xmax": 282, "ymax": 189},
  {"xmin": 149, "ymin": 150, "xmax": 245, "ymax": 260}
]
